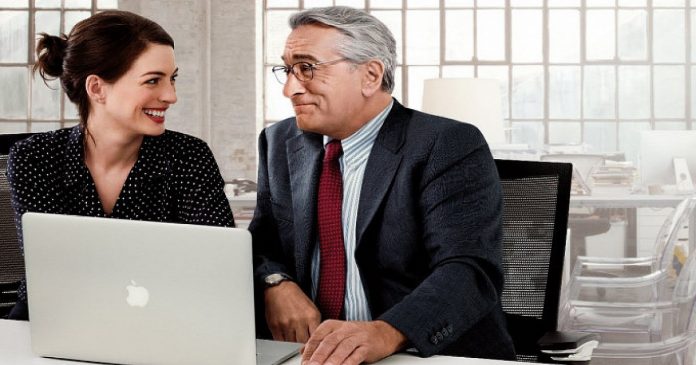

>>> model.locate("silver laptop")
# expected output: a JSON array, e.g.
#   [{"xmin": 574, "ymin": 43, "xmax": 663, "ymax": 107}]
[{"xmin": 22, "ymin": 213, "xmax": 299, "ymax": 365}]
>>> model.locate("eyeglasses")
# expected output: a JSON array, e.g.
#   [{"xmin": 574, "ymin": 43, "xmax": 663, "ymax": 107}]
[{"xmin": 271, "ymin": 58, "xmax": 347, "ymax": 84}]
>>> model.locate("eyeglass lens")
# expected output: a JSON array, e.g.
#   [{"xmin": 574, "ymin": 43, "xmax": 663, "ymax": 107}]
[{"xmin": 272, "ymin": 62, "xmax": 314, "ymax": 84}]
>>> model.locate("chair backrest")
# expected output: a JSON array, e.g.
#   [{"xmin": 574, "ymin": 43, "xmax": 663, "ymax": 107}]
[
  {"xmin": 495, "ymin": 159, "xmax": 572, "ymax": 362},
  {"xmin": 0, "ymin": 154, "xmax": 24, "ymax": 282},
  {"xmin": 579, "ymin": 200, "xmax": 696, "ymax": 364},
  {"xmin": 0, "ymin": 133, "xmax": 34, "ymax": 316},
  {"xmin": 665, "ymin": 198, "xmax": 696, "ymax": 321},
  {"xmin": 0, "ymin": 133, "xmax": 34, "ymax": 155},
  {"xmin": 654, "ymin": 197, "xmax": 696, "ymax": 274}
]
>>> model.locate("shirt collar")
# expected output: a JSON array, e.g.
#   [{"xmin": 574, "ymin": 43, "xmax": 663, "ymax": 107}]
[{"xmin": 323, "ymin": 100, "xmax": 394, "ymax": 161}]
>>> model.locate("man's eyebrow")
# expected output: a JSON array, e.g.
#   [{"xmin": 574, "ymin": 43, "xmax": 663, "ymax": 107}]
[{"xmin": 281, "ymin": 54, "xmax": 319, "ymax": 63}]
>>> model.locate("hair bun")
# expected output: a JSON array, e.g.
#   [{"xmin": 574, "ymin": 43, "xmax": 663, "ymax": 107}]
[{"xmin": 34, "ymin": 33, "xmax": 68, "ymax": 78}]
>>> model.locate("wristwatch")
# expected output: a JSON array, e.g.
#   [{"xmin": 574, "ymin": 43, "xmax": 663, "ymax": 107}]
[{"xmin": 264, "ymin": 273, "xmax": 292, "ymax": 288}]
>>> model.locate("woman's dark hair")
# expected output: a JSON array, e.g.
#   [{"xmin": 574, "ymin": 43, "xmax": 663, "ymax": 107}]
[{"xmin": 33, "ymin": 10, "xmax": 174, "ymax": 127}]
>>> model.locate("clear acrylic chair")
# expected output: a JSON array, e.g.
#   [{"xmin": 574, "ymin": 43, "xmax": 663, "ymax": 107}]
[
  {"xmin": 559, "ymin": 196, "xmax": 696, "ymax": 365},
  {"xmin": 562, "ymin": 197, "xmax": 696, "ymax": 306}
]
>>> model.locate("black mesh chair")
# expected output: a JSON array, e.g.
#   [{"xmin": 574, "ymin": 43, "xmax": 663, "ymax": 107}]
[
  {"xmin": 495, "ymin": 159, "xmax": 598, "ymax": 364},
  {"xmin": 0, "ymin": 133, "xmax": 34, "ymax": 318}
]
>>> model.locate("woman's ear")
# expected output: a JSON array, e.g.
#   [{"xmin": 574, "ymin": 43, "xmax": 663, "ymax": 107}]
[
  {"xmin": 361, "ymin": 59, "xmax": 385, "ymax": 97},
  {"xmin": 85, "ymin": 74, "xmax": 107, "ymax": 104}
]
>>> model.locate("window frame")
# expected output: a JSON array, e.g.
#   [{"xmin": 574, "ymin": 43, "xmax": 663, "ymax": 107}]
[
  {"xmin": 262, "ymin": 0, "xmax": 695, "ymax": 155},
  {"xmin": 0, "ymin": 0, "xmax": 116, "ymax": 133}
]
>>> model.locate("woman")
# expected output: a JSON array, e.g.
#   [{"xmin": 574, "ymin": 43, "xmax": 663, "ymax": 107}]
[{"xmin": 7, "ymin": 10, "xmax": 234, "ymax": 320}]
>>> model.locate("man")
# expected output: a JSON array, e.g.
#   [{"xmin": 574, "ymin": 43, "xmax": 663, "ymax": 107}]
[{"xmin": 250, "ymin": 6, "xmax": 515, "ymax": 365}]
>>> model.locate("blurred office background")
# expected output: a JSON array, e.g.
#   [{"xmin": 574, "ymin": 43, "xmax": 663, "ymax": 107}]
[{"xmin": 1, "ymin": 0, "xmax": 695, "ymax": 256}]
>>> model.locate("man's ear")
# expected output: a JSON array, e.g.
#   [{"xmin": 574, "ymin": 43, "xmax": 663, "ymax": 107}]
[
  {"xmin": 85, "ymin": 74, "xmax": 107, "ymax": 104},
  {"xmin": 361, "ymin": 59, "xmax": 385, "ymax": 97}
]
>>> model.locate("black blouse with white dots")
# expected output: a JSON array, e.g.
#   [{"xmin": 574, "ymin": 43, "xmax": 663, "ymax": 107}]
[{"xmin": 6, "ymin": 125, "xmax": 235, "ymax": 319}]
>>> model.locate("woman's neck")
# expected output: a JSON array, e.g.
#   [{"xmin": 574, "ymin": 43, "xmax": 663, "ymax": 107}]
[{"xmin": 83, "ymin": 118, "xmax": 143, "ymax": 171}]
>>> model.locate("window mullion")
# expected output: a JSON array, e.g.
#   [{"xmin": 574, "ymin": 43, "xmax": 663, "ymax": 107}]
[
  {"xmin": 27, "ymin": 0, "xmax": 34, "ymax": 131},
  {"xmin": 685, "ymin": 0, "xmax": 692, "ymax": 129},
  {"xmin": 614, "ymin": 6, "xmax": 619, "ymax": 149},
  {"xmin": 580, "ymin": 0, "xmax": 586, "ymax": 144},
  {"xmin": 543, "ymin": 0, "xmax": 549, "ymax": 145}
]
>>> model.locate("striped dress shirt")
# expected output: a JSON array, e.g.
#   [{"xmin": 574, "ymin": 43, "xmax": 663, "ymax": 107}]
[{"xmin": 311, "ymin": 101, "xmax": 394, "ymax": 321}]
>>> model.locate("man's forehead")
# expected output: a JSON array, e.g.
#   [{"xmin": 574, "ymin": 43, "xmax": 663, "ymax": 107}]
[{"xmin": 282, "ymin": 24, "xmax": 341, "ymax": 62}]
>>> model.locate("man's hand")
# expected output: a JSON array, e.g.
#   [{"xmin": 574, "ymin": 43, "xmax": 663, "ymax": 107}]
[
  {"xmin": 301, "ymin": 320, "xmax": 407, "ymax": 365},
  {"xmin": 265, "ymin": 280, "xmax": 321, "ymax": 343}
]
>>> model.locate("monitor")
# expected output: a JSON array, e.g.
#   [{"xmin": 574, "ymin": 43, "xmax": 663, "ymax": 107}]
[{"xmin": 640, "ymin": 130, "xmax": 696, "ymax": 191}]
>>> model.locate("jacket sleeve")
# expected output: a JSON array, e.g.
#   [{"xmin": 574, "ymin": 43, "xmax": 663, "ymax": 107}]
[
  {"xmin": 249, "ymin": 129, "xmax": 299, "ymax": 338},
  {"xmin": 377, "ymin": 124, "xmax": 506, "ymax": 356},
  {"xmin": 249, "ymin": 128, "xmax": 292, "ymax": 283}
]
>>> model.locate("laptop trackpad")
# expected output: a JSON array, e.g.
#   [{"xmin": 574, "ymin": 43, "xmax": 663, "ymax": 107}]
[{"xmin": 256, "ymin": 339, "xmax": 301, "ymax": 365}]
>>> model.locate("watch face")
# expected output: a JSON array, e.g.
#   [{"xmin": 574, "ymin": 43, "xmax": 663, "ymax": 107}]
[{"xmin": 265, "ymin": 273, "xmax": 284, "ymax": 286}]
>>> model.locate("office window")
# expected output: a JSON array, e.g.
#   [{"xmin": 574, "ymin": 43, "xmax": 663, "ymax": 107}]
[
  {"xmin": 0, "ymin": 0, "xmax": 118, "ymax": 134},
  {"xmin": 263, "ymin": 0, "xmax": 696, "ymax": 161}
]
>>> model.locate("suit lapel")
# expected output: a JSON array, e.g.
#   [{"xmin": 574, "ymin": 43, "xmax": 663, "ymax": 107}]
[
  {"xmin": 286, "ymin": 132, "xmax": 323, "ymax": 287},
  {"xmin": 356, "ymin": 100, "xmax": 410, "ymax": 249}
]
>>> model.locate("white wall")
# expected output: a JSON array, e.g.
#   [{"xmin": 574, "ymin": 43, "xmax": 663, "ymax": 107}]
[{"xmin": 120, "ymin": 0, "xmax": 259, "ymax": 181}]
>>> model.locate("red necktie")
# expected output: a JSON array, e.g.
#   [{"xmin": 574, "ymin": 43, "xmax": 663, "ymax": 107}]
[{"xmin": 317, "ymin": 140, "xmax": 346, "ymax": 320}]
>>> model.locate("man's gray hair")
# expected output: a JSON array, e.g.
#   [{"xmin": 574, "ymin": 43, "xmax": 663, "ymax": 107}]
[{"xmin": 289, "ymin": 6, "xmax": 397, "ymax": 93}]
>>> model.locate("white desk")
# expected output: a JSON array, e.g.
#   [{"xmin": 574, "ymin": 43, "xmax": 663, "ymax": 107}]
[
  {"xmin": 569, "ymin": 193, "xmax": 686, "ymax": 209},
  {"xmin": 570, "ymin": 193, "xmax": 694, "ymax": 257},
  {"xmin": 228, "ymin": 196, "xmax": 257, "ymax": 209},
  {"xmin": 0, "ymin": 320, "xmax": 533, "ymax": 365}
]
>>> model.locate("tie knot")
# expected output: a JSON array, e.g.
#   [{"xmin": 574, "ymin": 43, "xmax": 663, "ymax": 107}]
[{"xmin": 324, "ymin": 140, "xmax": 343, "ymax": 162}]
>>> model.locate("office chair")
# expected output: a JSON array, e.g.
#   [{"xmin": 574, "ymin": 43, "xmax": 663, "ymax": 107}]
[
  {"xmin": 0, "ymin": 133, "xmax": 34, "ymax": 318},
  {"xmin": 495, "ymin": 159, "xmax": 598, "ymax": 364},
  {"xmin": 560, "ymin": 197, "xmax": 696, "ymax": 365}
]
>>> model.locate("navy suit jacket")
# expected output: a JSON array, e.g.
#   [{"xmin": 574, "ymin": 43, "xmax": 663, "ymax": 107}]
[{"xmin": 250, "ymin": 100, "xmax": 515, "ymax": 359}]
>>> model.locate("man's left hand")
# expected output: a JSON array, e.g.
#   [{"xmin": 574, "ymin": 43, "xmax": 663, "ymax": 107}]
[{"xmin": 300, "ymin": 320, "xmax": 407, "ymax": 365}]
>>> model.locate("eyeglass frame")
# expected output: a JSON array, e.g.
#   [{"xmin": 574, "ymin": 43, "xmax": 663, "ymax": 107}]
[{"xmin": 271, "ymin": 58, "xmax": 349, "ymax": 84}]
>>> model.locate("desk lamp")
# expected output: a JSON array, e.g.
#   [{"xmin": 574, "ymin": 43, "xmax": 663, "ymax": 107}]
[{"xmin": 422, "ymin": 78, "xmax": 506, "ymax": 145}]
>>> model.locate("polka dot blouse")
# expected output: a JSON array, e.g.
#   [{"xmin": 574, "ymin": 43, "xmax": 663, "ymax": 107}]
[{"xmin": 6, "ymin": 125, "xmax": 235, "ymax": 312}]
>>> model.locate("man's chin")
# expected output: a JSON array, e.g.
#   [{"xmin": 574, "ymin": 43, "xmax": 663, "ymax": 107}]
[{"xmin": 295, "ymin": 118, "xmax": 320, "ymax": 133}]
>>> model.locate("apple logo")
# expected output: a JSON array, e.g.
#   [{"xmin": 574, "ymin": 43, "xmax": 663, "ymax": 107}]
[{"xmin": 125, "ymin": 280, "xmax": 149, "ymax": 307}]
